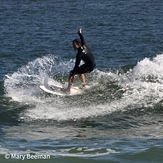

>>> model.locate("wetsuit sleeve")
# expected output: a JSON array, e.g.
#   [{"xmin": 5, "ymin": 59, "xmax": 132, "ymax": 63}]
[
  {"xmin": 78, "ymin": 33, "xmax": 85, "ymax": 46},
  {"xmin": 71, "ymin": 53, "xmax": 81, "ymax": 76}
]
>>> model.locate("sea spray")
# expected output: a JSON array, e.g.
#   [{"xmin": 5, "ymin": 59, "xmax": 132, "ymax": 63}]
[{"xmin": 4, "ymin": 54, "xmax": 163, "ymax": 121}]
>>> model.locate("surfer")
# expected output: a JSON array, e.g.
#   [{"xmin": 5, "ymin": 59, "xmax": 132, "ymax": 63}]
[{"xmin": 65, "ymin": 28, "xmax": 96, "ymax": 92}]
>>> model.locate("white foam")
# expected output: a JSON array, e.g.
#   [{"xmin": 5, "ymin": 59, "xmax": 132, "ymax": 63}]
[
  {"xmin": 119, "ymin": 54, "xmax": 163, "ymax": 108},
  {"xmin": 54, "ymin": 147, "xmax": 118, "ymax": 158},
  {"xmin": 4, "ymin": 54, "xmax": 163, "ymax": 121},
  {"xmin": 4, "ymin": 54, "xmax": 73, "ymax": 103}
]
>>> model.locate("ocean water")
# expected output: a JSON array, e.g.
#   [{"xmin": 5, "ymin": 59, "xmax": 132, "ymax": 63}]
[{"xmin": 0, "ymin": 0, "xmax": 163, "ymax": 162}]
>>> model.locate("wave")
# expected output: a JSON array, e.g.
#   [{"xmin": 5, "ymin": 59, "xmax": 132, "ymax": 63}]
[{"xmin": 3, "ymin": 53, "xmax": 163, "ymax": 121}]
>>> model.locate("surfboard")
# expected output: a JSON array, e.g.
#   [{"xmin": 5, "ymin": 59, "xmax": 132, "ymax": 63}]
[{"xmin": 40, "ymin": 84, "xmax": 84, "ymax": 96}]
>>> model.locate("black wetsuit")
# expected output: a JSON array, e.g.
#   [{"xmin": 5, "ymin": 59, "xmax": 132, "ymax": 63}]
[{"xmin": 70, "ymin": 33, "xmax": 96, "ymax": 76}]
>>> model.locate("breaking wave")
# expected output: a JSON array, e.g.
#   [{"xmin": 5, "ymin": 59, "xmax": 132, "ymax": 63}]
[{"xmin": 4, "ymin": 54, "xmax": 163, "ymax": 121}]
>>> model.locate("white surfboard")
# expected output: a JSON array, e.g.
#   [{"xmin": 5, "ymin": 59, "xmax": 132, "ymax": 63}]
[{"xmin": 40, "ymin": 84, "xmax": 84, "ymax": 96}]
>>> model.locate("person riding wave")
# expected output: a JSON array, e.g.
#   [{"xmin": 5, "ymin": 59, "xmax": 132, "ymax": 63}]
[{"xmin": 65, "ymin": 28, "xmax": 96, "ymax": 92}]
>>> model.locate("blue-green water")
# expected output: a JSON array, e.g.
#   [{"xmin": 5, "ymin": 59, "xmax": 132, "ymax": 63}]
[{"xmin": 0, "ymin": 0, "xmax": 163, "ymax": 162}]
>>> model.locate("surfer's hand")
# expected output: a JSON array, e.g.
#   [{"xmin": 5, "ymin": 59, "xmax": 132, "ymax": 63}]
[
  {"xmin": 78, "ymin": 28, "xmax": 82, "ymax": 34},
  {"xmin": 70, "ymin": 70, "xmax": 73, "ymax": 76}
]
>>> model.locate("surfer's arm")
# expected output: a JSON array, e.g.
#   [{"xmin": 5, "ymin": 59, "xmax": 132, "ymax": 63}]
[{"xmin": 78, "ymin": 28, "xmax": 85, "ymax": 46}]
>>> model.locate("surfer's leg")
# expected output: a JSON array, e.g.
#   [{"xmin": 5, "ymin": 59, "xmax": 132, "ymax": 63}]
[
  {"xmin": 65, "ymin": 74, "xmax": 74, "ymax": 92},
  {"xmin": 61, "ymin": 72, "xmax": 74, "ymax": 92},
  {"xmin": 68, "ymin": 75, "xmax": 74, "ymax": 83},
  {"xmin": 79, "ymin": 74, "xmax": 86, "ymax": 88}
]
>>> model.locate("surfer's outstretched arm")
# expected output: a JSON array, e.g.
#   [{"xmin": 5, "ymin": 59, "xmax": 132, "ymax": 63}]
[{"xmin": 78, "ymin": 28, "xmax": 85, "ymax": 46}]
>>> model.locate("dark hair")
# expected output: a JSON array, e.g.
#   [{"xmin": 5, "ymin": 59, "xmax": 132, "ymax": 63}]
[{"xmin": 72, "ymin": 38, "xmax": 81, "ymax": 44}]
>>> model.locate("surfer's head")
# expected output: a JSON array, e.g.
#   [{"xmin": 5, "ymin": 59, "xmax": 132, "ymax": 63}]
[{"xmin": 72, "ymin": 38, "xmax": 81, "ymax": 49}]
